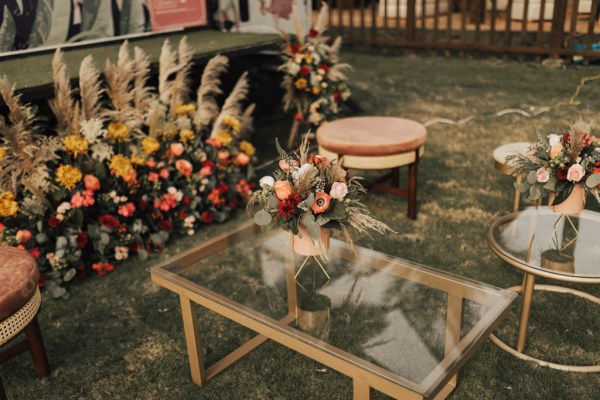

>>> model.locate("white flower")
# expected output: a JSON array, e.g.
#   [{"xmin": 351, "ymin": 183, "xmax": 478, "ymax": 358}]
[
  {"xmin": 81, "ymin": 118, "xmax": 105, "ymax": 144},
  {"xmin": 288, "ymin": 63, "xmax": 300, "ymax": 75},
  {"xmin": 259, "ymin": 176, "xmax": 275, "ymax": 188},
  {"xmin": 548, "ymin": 134, "xmax": 562, "ymax": 147},
  {"xmin": 57, "ymin": 202, "xmax": 72, "ymax": 214},
  {"xmin": 330, "ymin": 182, "xmax": 348, "ymax": 199},
  {"xmin": 167, "ymin": 187, "xmax": 184, "ymax": 202},
  {"xmin": 114, "ymin": 246, "xmax": 129, "ymax": 261},
  {"xmin": 293, "ymin": 163, "xmax": 315, "ymax": 181},
  {"xmin": 184, "ymin": 216, "xmax": 196, "ymax": 228},
  {"xmin": 187, "ymin": 229, "xmax": 195, "ymax": 236},
  {"xmin": 90, "ymin": 142, "xmax": 113, "ymax": 162}
]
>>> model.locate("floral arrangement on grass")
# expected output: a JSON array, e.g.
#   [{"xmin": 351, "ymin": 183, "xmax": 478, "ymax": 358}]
[
  {"xmin": 247, "ymin": 137, "xmax": 392, "ymax": 251},
  {"xmin": 508, "ymin": 121, "xmax": 600, "ymax": 207},
  {"xmin": 0, "ymin": 38, "xmax": 255, "ymax": 298},
  {"xmin": 279, "ymin": 3, "xmax": 351, "ymax": 147}
]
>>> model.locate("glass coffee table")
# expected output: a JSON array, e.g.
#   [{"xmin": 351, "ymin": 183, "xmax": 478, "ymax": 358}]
[
  {"xmin": 487, "ymin": 207, "xmax": 600, "ymax": 372},
  {"xmin": 150, "ymin": 221, "xmax": 515, "ymax": 399}
]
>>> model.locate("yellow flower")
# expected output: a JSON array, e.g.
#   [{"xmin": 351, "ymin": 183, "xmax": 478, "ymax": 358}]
[
  {"xmin": 175, "ymin": 104, "xmax": 195, "ymax": 116},
  {"xmin": 312, "ymin": 86, "xmax": 321, "ymax": 95},
  {"xmin": 62, "ymin": 134, "xmax": 89, "ymax": 158},
  {"xmin": 222, "ymin": 115, "xmax": 241, "ymax": 134},
  {"xmin": 0, "ymin": 148, "xmax": 5, "ymax": 162},
  {"xmin": 179, "ymin": 129, "xmax": 195, "ymax": 142},
  {"xmin": 55, "ymin": 165, "xmax": 83, "ymax": 190},
  {"xmin": 142, "ymin": 137, "xmax": 160, "ymax": 155},
  {"xmin": 107, "ymin": 122, "xmax": 130, "ymax": 141},
  {"xmin": 304, "ymin": 55, "xmax": 313, "ymax": 64},
  {"xmin": 215, "ymin": 130, "xmax": 233, "ymax": 147},
  {"xmin": 0, "ymin": 191, "xmax": 18, "ymax": 218},
  {"xmin": 130, "ymin": 154, "xmax": 146, "ymax": 166},
  {"xmin": 295, "ymin": 78, "xmax": 307, "ymax": 90},
  {"xmin": 239, "ymin": 140, "xmax": 255, "ymax": 156},
  {"xmin": 109, "ymin": 154, "xmax": 132, "ymax": 179}
]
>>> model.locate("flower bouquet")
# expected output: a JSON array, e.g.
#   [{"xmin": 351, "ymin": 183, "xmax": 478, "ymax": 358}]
[
  {"xmin": 508, "ymin": 121, "xmax": 600, "ymax": 214},
  {"xmin": 279, "ymin": 3, "xmax": 351, "ymax": 147},
  {"xmin": 247, "ymin": 136, "xmax": 393, "ymax": 262}
]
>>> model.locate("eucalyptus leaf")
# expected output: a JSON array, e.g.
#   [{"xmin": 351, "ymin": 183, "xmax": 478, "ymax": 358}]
[
  {"xmin": 586, "ymin": 174, "xmax": 600, "ymax": 188},
  {"xmin": 529, "ymin": 185, "xmax": 542, "ymax": 200},
  {"xmin": 63, "ymin": 268, "xmax": 76, "ymax": 282},
  {"xmin": 36, "ymin": 233, "xmax": 48, "ymax": 244},
  {"xmin": 543, "ymin": 179, "xmax": 556, "ymax": 192},
  {"xmin": 158, "ymin": 231, "xmax": 169, "ymax": 242},
  {"xmin": 254, "ymin": 210, "xmax": 272, "ymax": 226},
  {"xmin": 515, "ymin": 182, "xmax": 530, "ymax": 193},
  {"xmin": 306, "ymin": 221, "xmax": 321, "ymax": 241},
  {"xmin": 527, "ymin": 170, "xmax": 538, "ymax": 185},
  {"xmin": 137, "ymin": 249, "xmax": 148, "ymax": 261},
  {"xmin": 37, "ymin": 220, "xmax": 43, "ymax": 233},
  {"xmin": 47, "ymin": 271, "xmax": 61, "ymax": 279},
  {"xmin": 71, "ymin": 208, "xmax": 84, "ymax": 227},
  {"xmin": 100, "ymin": 233, "xmax": 110, "ymax": 245},
  {"xmin": 213, "ymin": 211, "xmax": 228, "ymax": 223},
  {"xmin": 267, "ymin": 195, "xmax": 280, "ymax": 208},
  {"xmin": 44, "ymin": 280, "xmax": 58, "ymax": 292},
  {"xmin": 56, "ymin": 236, "xmax": 68, "ymax": 250},
  {"xmin": 52, "ymin": 286, "xmax": 67, "ymax": 299},
  {"xmin": 150, "ymin": 234, "xmax": 163, "ymax": 246}
]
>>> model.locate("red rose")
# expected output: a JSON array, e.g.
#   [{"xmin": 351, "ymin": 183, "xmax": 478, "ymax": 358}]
[
  {"xmin": 218, "ymin": 183, "xmax": 229, "ymax": 194},
  {"xmin": 202, "ymin": 211, "xmax": 214, "ymax": 224},
  {"xmin": 318, "ymin": 64, "xmax": 330, "ymax": 73},
  {"xmin": 333, "ymin": 92, "xmax": 342, "ymax": 102},
  {"xmin": 202, "ymin": 160, "xmax": 215, "ymax": 169},
  {"xmin": 29, "ymin": 248, "xmax": 40, "ymax": 259},
  {"xmin": 38, "ymin": 274, "xmax": 47, "ymax": 288},
  {"xmin": 48, "ymin": 216, "xmax": 62, "ymax": 228},
  {"xmin": 562, "ymin": 132, "xmax": 570, "ymax": 143},
  {"xmin": 228, "ymin": 201, "xmax": 238, "ymax": 210},
  {"xmin": 159, "ymin": 219, "xmax": 173, "ymax": 231},
  {"xmin": 183, "ymin": 196, "xmax": 191, "ymax": 205},
  {"xmin": 300, "ymin": 66, "xmax": 310, "ymax": 76},
  {"xmin": 309, "ymin": 28, "xmax": 318, "ymax": 37},
  {"xmin": 291, "ymin": 44, "xmax": 301, "ymax": 53},
  {"xmin": 178, "ymin": 210, "xmax": 188, "ymax": 220},
  {"xmin": 139, "ymin": 200, "xmax": 148, "ymax": 210},
  {"xmin": 76, "ymin": 231, "xmax": 89, "ymax": 249},
  {"xmin": 99, "ymin": 214, "xmax": 119, "ymax": 228},
  {"xmin": 556, "ymin": 166, "xmax": 570, "ymax": 181},
  {"xmin": 104, "ymin": 263, "xmax": 114, "ymax": 273}
]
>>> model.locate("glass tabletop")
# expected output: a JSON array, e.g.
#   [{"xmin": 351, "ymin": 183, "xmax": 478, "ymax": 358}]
[
  {"xmin": 488, "ymin": 207, "xmax": 600, "ymax": 282},
  {"xmin": 151, "ymin": 222, "xmax": 514, "ymax": 397}
]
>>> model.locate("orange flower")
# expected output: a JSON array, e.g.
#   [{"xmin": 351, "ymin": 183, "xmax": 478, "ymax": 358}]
[
  {"xmin": 274, "ymin": 180, "xmax": 293, "ymax": 201},
  {"xmin": 175, "ymin": 159, "xmax": 193, "ymax": 178},
  {"xmin": 84, "ymin": 175, "xmax": 100, "ymax": 191},
  {"xmin": 311, "ymin": 193, "xmax": 330, "ymax": 214}
]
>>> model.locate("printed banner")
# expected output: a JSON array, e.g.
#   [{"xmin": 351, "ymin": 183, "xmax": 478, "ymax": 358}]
[
  {"xmin": 216, "ymin": 0, "xmax": 311, "ymax": 35},
  {"xmin": 147, "ymin": 0, "xmax": 208, "ymax": 31}
]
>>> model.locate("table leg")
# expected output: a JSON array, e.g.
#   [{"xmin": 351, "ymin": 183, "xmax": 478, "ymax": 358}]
[
  {"xmin": 513, "ymin": 174, "xmax": 522, "ymax": 212},
  {"xmin": 444, "ymin": 294, "xmax": 462, "ymax": 388},
  {"xmin": 179, "ymin": 295, "xmax": 206, "ymax": 386},
  {"xmin": 353, "ymin": 377, "xmax": 372, "ymax": 400},
  {"xmin": 407, "ymin": 161, "xmax": 418, "ymax": 219},
  {"xmin": 516, "ymin": 273, "xmax": 536, "ymax": 352}
]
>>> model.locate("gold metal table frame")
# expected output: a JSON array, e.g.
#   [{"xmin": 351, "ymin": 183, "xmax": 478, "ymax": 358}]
[
  {"xmin": 487, "ymin": 209, "xmax": 600, "ymax": 372},
  {"xmin": 151, "ymin": 221, "xmax": 514, "ymax": 399}
]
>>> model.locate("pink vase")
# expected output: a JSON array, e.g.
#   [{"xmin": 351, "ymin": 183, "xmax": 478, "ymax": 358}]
[
  {"xmin": 548, "ymin": 184, "xmax": 586, "ymax": 215},
  {"xmin": 292, "ymin": 226, "xmax": 330, "ymax": 256}
]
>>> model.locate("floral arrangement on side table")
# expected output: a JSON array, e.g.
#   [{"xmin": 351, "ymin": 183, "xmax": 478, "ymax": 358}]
[
  {"xmin": 508, "ymin": 121, "xmax": 600, "ymax": 213},
  {"xmin": 279, "ymin": 3, "xmax": 351, "ymax": 147},
  {"xmin": 247, "ymin": 137, "xmax": 393, "ymax": 260}
]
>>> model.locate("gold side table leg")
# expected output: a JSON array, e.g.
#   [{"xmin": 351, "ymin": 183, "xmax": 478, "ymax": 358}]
[
  {"xmin": 513, "ymin": 174, "xmax": 522, "ymax": 212},
  {"xmin": 353, "ymin": 377, "xmax": 372, "ymax": 400},
  {"xmin": 444, "ymin": 294, "xmax": 463, "ymax": 388},
  {"xmin": 516, "ymin": 273, "xmax": 536, "ymax": 353},
  {"xmin": 179, "ymin": 295, "xmax": 206, "ymax": 386}
]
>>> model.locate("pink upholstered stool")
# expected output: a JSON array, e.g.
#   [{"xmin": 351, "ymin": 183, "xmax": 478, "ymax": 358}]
[
  {"xmin": 317, "ymin": 116, "xmax": 427, "ymax": 219},
  {"xmin": 0, "ymin": 247, "xmax": 50, "ymax": 400}
]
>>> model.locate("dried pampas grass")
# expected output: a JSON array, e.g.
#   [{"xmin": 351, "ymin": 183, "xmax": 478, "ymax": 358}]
[
  {"xmin": 49, "ymin": 49, "xmax": 74, "ymax": 136},
  {"xmin": 194, "ymin": 55, "xmax": 229, "ymax": 129},
  {"xmin": 79, "ymin": 55, "xmax": 103, "ymax": 121}
]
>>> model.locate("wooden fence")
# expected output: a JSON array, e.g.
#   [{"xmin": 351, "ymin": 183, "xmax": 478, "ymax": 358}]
[{"xmin": 325, "ymin": 0, "xmax": 600, "ymax": 61}]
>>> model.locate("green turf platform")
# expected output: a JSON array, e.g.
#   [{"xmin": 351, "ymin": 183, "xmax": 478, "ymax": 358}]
[{"xmin": 0, "ymin": 30, "xmax": 280, "ymax": 100}]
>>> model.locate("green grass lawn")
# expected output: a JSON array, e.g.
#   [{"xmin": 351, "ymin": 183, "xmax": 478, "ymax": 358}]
[{"xmin": 3, "ymin": 50, "xmax": 600, "ymax": 399}]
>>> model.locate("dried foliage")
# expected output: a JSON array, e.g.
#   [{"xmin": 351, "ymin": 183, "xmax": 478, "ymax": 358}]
[
  {"xmin": 194, "ymin": 55, "xmax": 229, "ymax": 129},
  {"xmin": 133, "ymin": 46, "xmax": 153, "ymax": 113},
  {"xmin": 158, "ymin": 39, "xmax": 179, "ymax": 105},
  {"xmin": 211, "ymin": 72, "xmax": 249, "ymax": 137},
  {"xmin": 79, "ymin": 55, "xmax": 103, "ymax": 122},
  {"xmin": 49, "ymin": 49, "xmax": 74, "ymax": 136}
]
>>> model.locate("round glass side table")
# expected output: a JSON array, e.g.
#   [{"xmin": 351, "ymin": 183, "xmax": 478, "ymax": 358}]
[{"xmin": 487, "ymin": 206, "xmax": 600, "ymax": 372}]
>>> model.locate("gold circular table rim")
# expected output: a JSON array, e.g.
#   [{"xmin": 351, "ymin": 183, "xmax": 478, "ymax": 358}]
[
  {"xmin": 489, "ymin": 284, "xmax": 600, "ymax": 372},
  {"xmin": 487, "ymin": 210, "xmax": 600, "ymax": 284}
]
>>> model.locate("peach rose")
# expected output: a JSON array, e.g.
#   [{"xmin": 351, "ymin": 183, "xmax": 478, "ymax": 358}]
[
  {"xmin": 159, "ymin": 169, "xmax": 170, "ymax": 179},
  {"xmin": 567, "ymin": 163, "xmax": 584, "ymax": 182},
  {"xmin": 170, "ymin": 143, "xmax": 184, "ymax": 157},
  {"xmin": 536, "ymin": 168, "xmax": 550, "ymax": 183},
  {"xmin": 148, "ymin": 172, "xmax": 159, "ymax": 182},
  {"xmin": 199, "ymin": 166, "xmax": 212, "ymax": 176},
  {"xmin": 15, "ymin": 229, "xmax": 32, "ymax": 244},
  {"xmin": 274, "ymin": 180, "xmax": 293, "ymax": 200},
  {"xmin": 84, "ymin": 174, "xmax": 100, "ymax": 191},
  {"xmin": 217, "ymin": 150, "xmax": 230, "ymax": 161},
  {"xmin": 550, "ymin": 142, "xmax": 564, "ymax": 158},
  {"xmin": 329, "ymin": 182, "xmax": 348, "ymax": 199},
  {"xmin": 176, "ymin": 159, "xmax": 193, "ymax": 178},
  {"xmin": 236, "ymin": 152, "xmax": 250, "ymax": 166}
]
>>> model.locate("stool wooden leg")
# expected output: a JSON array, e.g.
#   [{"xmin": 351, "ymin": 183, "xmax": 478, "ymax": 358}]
[
  {"xmin": 407, "ymin": 162, "xmax": 418, "ymax": 219},
  {"xmin": 24, "ymin": 318, "xmax": 50, "ymax": 377},
  {"xmin": 0, "ymin": 374, "xmax": 6, "ymax": 400}
]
